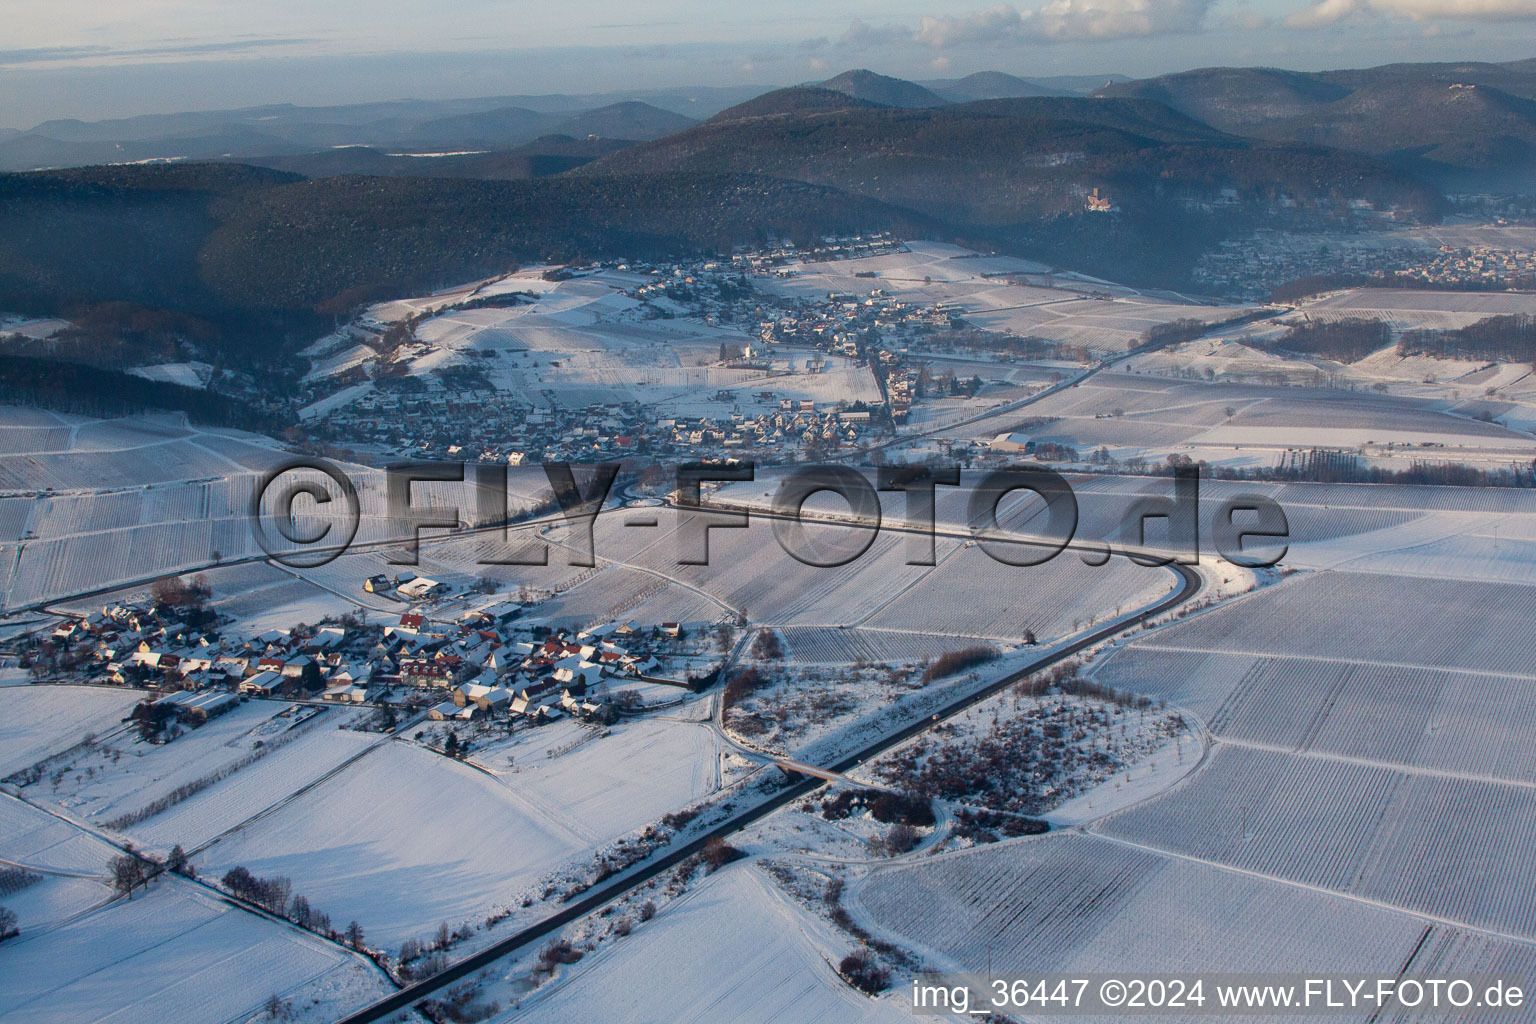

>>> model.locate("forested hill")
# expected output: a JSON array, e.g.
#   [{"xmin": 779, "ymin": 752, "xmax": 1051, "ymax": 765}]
[
  {"xmin": 1098, "ymin": 58, "xmax": 1536, "ymax": 187},
  {"xmin": 580, "ymin": 97, "xmax": 1442, "ymax": 283},
  {"xmin": 583, "ymin": 96, "xmax": 1440, "ymax": 225},
  {"xmin": 0, "ymin": 163, "xmax": 935, "ymax": 364}
]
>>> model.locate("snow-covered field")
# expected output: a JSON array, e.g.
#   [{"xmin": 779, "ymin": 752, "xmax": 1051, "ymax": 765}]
[
  {"xmin": 18, "ymin": 699, "xmax": 372, "ymax": 843},
  {"xmin": 852, "ymin": 831, "xmax": 1432, "ymax": 997},
  {"xmin": 502, "ymin": 865, "xmax": 913, "ymax": 1024},
  {"xmin": 200, "ymin": 716, "xmax": 720, "ymax": 949},
  {"xmin": 946, "ymin": 368, "xmax": 1536, "ymax": 465},
  {"xmin": 758, "ymin": 240, "xmax": 1251, "ymax": 355},
  {"xmin": 0, "ymin": 793, "xmax": 120, "ymax": 874},
  {"xmin": 0, "ymin": 685, "xmax": 141, "ymax": 779},
  {"xmin": 1133, "ymin": 570, "xmax": 1536, "ymax": 675},
  {"xmin": 839, "ymin": 487, "xmax": 1536, "ymax": 994},
  {"xmin": 335, "ymin": 269, "xmax": 891, "ymax": 417},
  {"xmin": 0, "ymin": 880, "xmax": 392, "ymax": 1024}
]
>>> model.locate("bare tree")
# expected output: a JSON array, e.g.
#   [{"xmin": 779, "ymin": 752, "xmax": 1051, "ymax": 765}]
[
  {"xmin": 166, "ymin": 844, "xmax": 193, "ymax": 877},
  {"xmin": 109, "ymin": 853, "xmax": 147, "ymax": 899}
]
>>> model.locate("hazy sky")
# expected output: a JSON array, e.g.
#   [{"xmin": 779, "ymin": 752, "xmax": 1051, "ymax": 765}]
[{"xmin": 3, "ymin": 0, "xmax": 1535, "ymax": 126}]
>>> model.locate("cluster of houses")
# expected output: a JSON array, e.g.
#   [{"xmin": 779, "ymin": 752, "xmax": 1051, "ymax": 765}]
[
  {"xmin": 31, "ymin": 596, "xmax": 681, "ymax": 736},
  {"xmin": 309, "ymin": 376, "xmax": 890, "ymax": 465},
  {"xmin": 1396, "ymin": 244, "xmax": 1536, "ymax": 289},
  {"xmin": 300, "ymin": 235, "xmax": 1001, "ymax": 464},
  {"xmin": 1192, "ymin": 229, "xmax": 1430, "ymax": 299}
]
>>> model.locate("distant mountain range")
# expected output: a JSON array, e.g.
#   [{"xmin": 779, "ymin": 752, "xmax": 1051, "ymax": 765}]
[
  {"xmin": 0, "ymin": 70, "xmax": 1119, "ymax": 173},
  {"xmin": 1099, "ymin": 59, "xmax": 1536, "ymax": 187},
  {"xmin": 0, "ymin": 56, "xmax": 1530, "ymax": 373},
  {"xmin": 11, "ymin": 59, "xmax": 1529, "ymax": 189},
  {"xmin": 0, "ymin": 100, "xmax": 698, "ymax": 173}
]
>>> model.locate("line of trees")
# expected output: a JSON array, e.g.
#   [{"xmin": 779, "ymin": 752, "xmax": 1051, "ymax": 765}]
[
  {"xmin": 107, "ymin": 719, "xmax": 315, "ymax": 827},
  {"xmin": 921, "ymin": 645, "xmax": 999, "ymax": 685},
  {"xmin": 1262, "ymin": 317, "xmax": 1392, "ymax": 363},
  {"xmin": 221, "ymin": 865, "xmax": 363, "ymax": 949},
  {"xmin": 1400, "ymin": 314, "xmax": 1536, "ymax": 367},
  {"xmin": 109, "ymin": 843, "xmax": 196, "ymax": 900}
]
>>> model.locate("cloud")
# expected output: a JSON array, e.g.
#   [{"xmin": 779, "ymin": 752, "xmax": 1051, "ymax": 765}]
[
  {"xmin": 913, "ymin": 4, "xmax": 1030, "ymax": 46},
  {"xmin": 0, "ymin": 38, "xmax": 320, "ymax": 68},
  {"xmin": 904, "ymin": 0, "xmax": 1216, "ymax": 47},
  {"xmin": 1285, "ymin": 0, "xmax": 1536, "ymax": 27},
  {"xmin": 840, "ymin": 19, "xmax": 920, "ymax": 47},
  {"xmin": 1227, "ymin": 9, "xmax": 1275, "ymax": 28}
]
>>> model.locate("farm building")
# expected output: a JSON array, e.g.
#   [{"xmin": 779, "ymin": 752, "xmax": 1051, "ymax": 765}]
[{"xmin": 237, "ymin": 669, "xmax": 284, "ymax": 696}]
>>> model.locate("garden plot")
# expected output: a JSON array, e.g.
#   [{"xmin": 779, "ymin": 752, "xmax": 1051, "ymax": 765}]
[
  {"xmin": 0, "ymin": 685, "xmax": 141, "ymax": 779},
  {"xmin": 851, "ymin": 830, "xmax": 1427, "ymax": 989},
  {"xmin": 858, "ymin": 688, "xmax": 1186, "ymax": 820},
  {"xmin": 503, "ymin": 865, "xmax": 913, "ymax": 1024},
  {"xmin": 201, "ymin": 720, "xmax": 718, "ymax": 949},
  {"xmin": 20, "ymin": 701, "xmax": 358, "ymax": 837},
  {"xmin": 0, "ymin": 880, "xmax": 391, "ymax": 1024},
  {"xmin": 725, "ymin": 660, "xmax": 948, "ymax": 757},
  {"xmin": 1134, "ymin": 571, "xmax": 1536, "ymax": 677}
]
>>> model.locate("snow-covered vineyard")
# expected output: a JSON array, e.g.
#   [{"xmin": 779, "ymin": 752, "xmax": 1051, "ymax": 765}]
[{"xmin": 5, "ymin": 236, "xmax": 1536, "ymax": 1022}]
